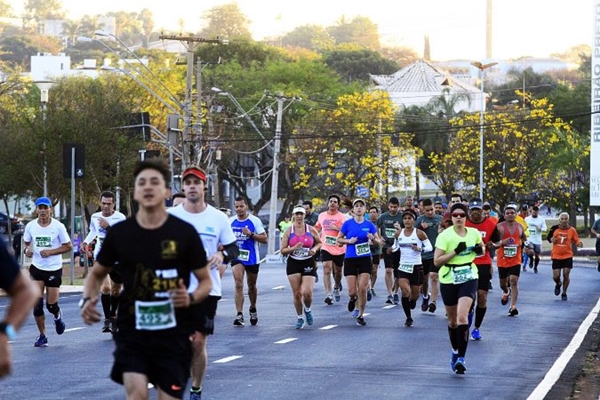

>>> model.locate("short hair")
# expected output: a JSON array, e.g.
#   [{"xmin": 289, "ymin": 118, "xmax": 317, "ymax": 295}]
[
  {"xmin": 234, "ymin": 196, "xmax": 248, "ymax": 204},
  {"xmin": 388, "ymin": 196, "xmax": 400, "ymax": 205},
  {"xmin": 369, "ymin": 206, "xmax": 379, "ymax": 213},
  {"xmin": 172, "ymin": 192, "xmax": 185, "ymax": 200},
  {"xmin": 100, "ymin": 191, "xmax": 115, "ymax": 200},
  {"xmin": 302, "ymin": 200, "xmax": 313, "ymax": 208},
  {"xmin": 450, "ymin": 193, "xmax": 463, "ymax": 201},
  {"xmin": 328, "ymin": 194, "xmax": 341, "ymax": 203},
  {"xmin": 422, "ymin": 198, "xmax": 433, "ymax": 207},
  {"xmin": 133, "ymin": 159, "xmax": 170, "ymax": 187},
  {"xmin": 532, "ymin": 205, "xmax": 539, "ymax": 211},
  {"xmin": 482, "ymin": 204, "xmax": 492, "ymax": 211},
  {"xmin": 434, "ymin": 201, "xmax": 443, "ymax": 206}
]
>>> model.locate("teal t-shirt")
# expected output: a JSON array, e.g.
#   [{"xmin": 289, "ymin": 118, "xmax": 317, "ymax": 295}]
[{"xmin": 435, "ymin": 227, "xmax": 482, "ymax": 285}]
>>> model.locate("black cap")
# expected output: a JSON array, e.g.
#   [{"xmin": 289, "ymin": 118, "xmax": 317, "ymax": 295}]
[{"xmin": 521, "ymin": 204, "xmax": 529, "ymax": 210}]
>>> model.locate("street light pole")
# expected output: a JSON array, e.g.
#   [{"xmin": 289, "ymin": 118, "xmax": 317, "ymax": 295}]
[
  {"xmin": 470, "ymin": 61, "xmax": 497, "ymax": 199},
  {"xmin": 267, "ymin": 96, "xmax": 284, "ymax": 255},
  {"xmin": 34, "ymin": 80, "xmax": 54, "ymax": 197}
]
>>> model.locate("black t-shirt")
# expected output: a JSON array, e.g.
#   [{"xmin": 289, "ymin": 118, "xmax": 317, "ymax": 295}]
[
  {"xmin": 97, "ymin": 215, "xmax": 207, "ymax": 336},
  {"xmin": 0, "ymin": 243, "xmax": 20, "ymax": 291}
]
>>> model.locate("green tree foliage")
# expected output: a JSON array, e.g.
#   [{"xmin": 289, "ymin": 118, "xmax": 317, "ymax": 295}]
[
  {"xmin": 199, "ymin": 3, "xmax": 252, "ymax": 40},
  {"xmin": 24, "ymin": 0, "xmax": 65, "ymax": 32},
  {"xmin": 0, "ymin": 35, "xmax": 61, "ymax": 69},
  {"xmin": 492, "ymin": 66, "xmax": 556, "ymax": 105},
  {"xmin": 281, "ymin": 24, "xmax": 334, "ymax": 52},
  {"xmin": 197, "ymin": 39, "xmax": 285, "ymax": 70},
  {"xmin": 323, "ymin": 47, "xmax": 399, "ymax": 83},
  {"xmin": 327, "ymin": 16, "xmax": 380, "ymax": 50},
  {"xmin": 0, "ymin": 1, "xmax": 13, "ymax": 17},
  {"xmin": 139, "ymin": 8, "xmax": 154, "ymax": 47}
]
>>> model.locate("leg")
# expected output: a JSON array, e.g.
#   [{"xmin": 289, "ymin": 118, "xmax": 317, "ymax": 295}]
[
  {"xmin": 370, "ymin": 263, "xmax": 378, "ymax": 289},
  {"xmin": 553, "ymin": 268, "xmax": 561, "ymax": 295},
  {"xmin": 322, "ymin": 260, "xmax": 333, "ymax": 296},
  {"xmin": 509, "ymin": 275, "xmax": 519, "ymax": 309},
  {"xmin": 562, "ymin": 268, "xmax": 571, "ymax": 295},
  {"xmin": 288, "ymin": 274, "xmax": 303, "ymax": 316},
  {"xmin": 232, "ymin": 264, "xmax": 245, "ymax": 313},
  {"xmin": 421, "ymin": 272, "xmax": 429, "ymax": 299},
  {"xmin": 385, "ymin": 267, "xmax": 393, "ymax": 296},
  {"xmin": 300, "ymin": 275, "xmax": 315, "ymax": 309},
  {"xmin": 357, "ymin": 273, "xmax": 370, "ymax": 315},
  {"xmin": 430, "ymin": 272, "xmax": 439, "ymax": 304},
  {"xmin": 333, "ymin": 263, "xmax": 343, "ymax": 290},
  {"xmin": 346, "ymin": 275, "xmax": 358, "ymax": 299},
  {"xmin": 190, "ymin": 331, "xmax": 208, "ymax": 391},
  {"xmin": 399, "ymin": 278, "xmax": 412, "ymax": 319},
  {"xmin": 122, "ymin": 371, "xmax": 149, "ymax": 400},
  {"xmin": 33, "ymin": 281, "xmax": 46, "ymax": 336}
]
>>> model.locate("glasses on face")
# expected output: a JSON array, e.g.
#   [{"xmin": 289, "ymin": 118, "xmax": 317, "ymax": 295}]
[{"xmin": 451, "ymin": 212, "xmax": 466, "ymax": 218}]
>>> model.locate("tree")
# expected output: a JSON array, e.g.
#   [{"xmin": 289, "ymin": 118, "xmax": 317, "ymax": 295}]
[
  {"xmin": 24, "ymin": 0, "xmax": 65, "ymax": 32},
  {"xmin": 492, "ymin": 66, "xmax": 556, "ymax": 106},
  {"xmin": 323, "ymin": 47, "xmax": 399, "ymax": 83},
  {"xmin": 0, "ymin": 1, "xmax": 12, "ymax": 17},
  {"xmin": 0, "ymin": 35, "xmax": 61, "ymax": 69},
  {"xmin": 327, "ymin": 16, "xmax": 380, "ymax": 50},
  {"xmin": 139, "ymin": 8, "xmax": 154, "ymax": 47},
  {"xmin": 197, "ymin": 38, "xmax": 285, "ymax": 70},
  {"xmin": 199, "ymin": 3, "xmax": 252, "ymax": 40},
  {"xmin": 281, "ymin": 24, "xmax": 334, "ymax": 52}
]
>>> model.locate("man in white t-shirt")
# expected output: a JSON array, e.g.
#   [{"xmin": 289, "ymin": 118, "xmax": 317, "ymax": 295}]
[
  {"xmin": 524, "ymin": 205, "xmax": 547, "ymax": 273},
  {"xmin": 23, "ymin": 197, "xmax": 72, "ymax": 347},
  {"xmin": 81, "ymin": 191, "xmax": 126, "ymax": 333},
  {"xmin": 168, "ymin": 166, "xmax": 238, "ymax": 400}
]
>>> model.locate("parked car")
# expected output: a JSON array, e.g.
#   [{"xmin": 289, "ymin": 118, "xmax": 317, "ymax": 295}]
[{"xmin": 0, "ymin": 212, "xmax": 24, "ymax": 234}]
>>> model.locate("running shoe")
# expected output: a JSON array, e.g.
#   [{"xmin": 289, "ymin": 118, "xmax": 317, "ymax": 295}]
[
  {"xmin": 386, "ymin": 295, "xmax": 394, "ymax": 304},
  {"xmin": 467, "ymin": 309, "xmax": 474, "ymax": 328},
  {"xmin": 409, "ymin": 299, "xmax": 416, "ymax": 310},
  {"xmin": 34, "ymin": 334, "xmax": 48, "ymax": 347},
  {"xmin": 102, "ymin": 319, "xmax": 111, "ymax": 333},
  {"xmin": 110, "ymin": 317, "xmax": 118, "ymax": 334},
  {"xmin": 508, "ymin": 307, "xmax": 519, "ymax": 317},
  {"xmin": 393, "ymin": 293, "xmax": 400, "ymax": 305},
  {"xmin": 404, "ymin": 317, "xmax": 413, "ymax": 327},
  {"xmin": 356, "ymin": 316, "xmax": 366, "ymax": 326},
  {"xmin": 190, "ymin": 390, "xmax": 202, "ymax": 400},
  {"xmin": 471, "ymin": 328, "xmax": 482, "ymax": 341},
  {"xmin": 554, "ymin": 282, "xmax": 561, "ymax": 296},
  {"xmin": 522, "ymin": 265, "xmax": 526, "ymax": 272},
  {"xmin": 534, "ymin": 267, "xmax": 538, "ymax": 274},
  {"xmin": 561, "ymin": 293, "xmax": 568, "ymax": 301},
  {"xmin": 54, "ymin": 313, "xmax": 66, "ymax": 335},
  {"xmin": 249, "ymin": 307, "xmax": 258, "ymax": 326},
  {"xmin": 454, "ymin": 357, "xmax": 467, "ymax": 375},
  {"xmin": 367, "ymin": 289, "xmax": 372, "ymax": 302},
  {"xmin": 501, "ymin": 290, "xmax": 509, "ymax": 306},
  {"xmin": 450, "ymin": 350, "xmax": 459, "ymax": 372},
  {"xmin": 324, "ymin": 295, "xmax": 333, "ymax": 305},
  {"xmin": 529, "ymin": 262, "xmax": 534, "ymax": 269},
  {"xmin": 428, "ymin": 302, "xmax": 437, "ymax": 313},
  {"xmin": 295, "ymin": 318, "xmax": 305, "ymax": 329},
  {"xmin": 421, "ymin": 295, "xmax": 430, "ymax": 312},
  {"xmin": 333, "ymin": 287, "xmax": 341, "ymax": 302},
  {"xmin": 347, "ymin": 296, "xmax": 357, "ymax": 312},
  {"xmin": 233, "ymin": 313, "xmax": 244, "ymax": 326},
  {"xmin": 304, "ymin": 309, "xmax": 313, "ymax": 325},
  {"xmin": 351, "ymin": 309, "xmax": 359, "ymax": 318}
]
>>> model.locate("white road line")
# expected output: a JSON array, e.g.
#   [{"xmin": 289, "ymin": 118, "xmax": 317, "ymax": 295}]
[
  {"xmin": 274, "ymin": 338, "xmax": 298, "ymax": 344},
  {"xmin": 213, "ymin": 355, "xmax": 243, "ymax": 364},
  {"xmin": 272, "ymin": 285, "xmax": 286, "ymax": 290},
  {"xmin": 64, "ymin": 327, "xmax": 85, "ymax": 332},
  {"xmin": 382, "ymin": 305, "xmax": 396, "ymax": 309},
  {"xmin": 527, "ymin": 296, "xmax": 600, "ymax": 400},
  {"xmin": 320, "ymin": 325, "xmax": 337, "ymax": 330}
]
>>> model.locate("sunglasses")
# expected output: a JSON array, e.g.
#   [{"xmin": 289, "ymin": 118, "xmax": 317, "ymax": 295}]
[{"xmin": 451, "ymin": 213, "xmax": 466, "ymax": 218}]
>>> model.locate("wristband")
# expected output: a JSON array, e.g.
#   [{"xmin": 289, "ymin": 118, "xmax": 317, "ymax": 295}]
[{"xmin": 0, "ymin": 322, "xmax": 16, "ymax": 341}]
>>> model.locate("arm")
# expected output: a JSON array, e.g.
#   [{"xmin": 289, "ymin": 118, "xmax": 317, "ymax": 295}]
[
  {"xmin": 280, "ymin": 227, "xmax": 300, "ymax": 256},
  {"xmin": 80, "ymin": 261, "xmax": 111, "ymax": 324},
  {"xmin": 417, "ymin": 230, "xmax": 433, "ymax": 252},
  {"xmin": 40, "ymin": 241, "xmax": 72, "ymax": 258},
  {"xmin": 434, "ymin": 248, "xmax": 454, "ymax": 268},
  {"xmin": 310, "ymin": 226, "xmax": 322, "ymax": 255},
  {"xmin": 82, "ymin": 219, "xmax": 98, "ymax": 252},
  {"xmin": 188, "ymin": 266, "xmax": 213, "ymax": 305},
  {"xmin": 572, "ymin": 228, "xmax": 583, "ymax": 248}
]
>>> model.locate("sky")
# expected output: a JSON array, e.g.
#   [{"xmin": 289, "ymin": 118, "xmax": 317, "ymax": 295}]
[{"xmin": 7, "ymin": 0, "xmax": 593, "ymax": 61}]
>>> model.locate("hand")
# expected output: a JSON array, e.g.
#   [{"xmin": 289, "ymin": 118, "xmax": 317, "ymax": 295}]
[
  {"xmin": 454, "ymin": 242, "xmax": 467, "ymax": 254},
  {"xmin": 577, "ymin": 241, "xmax": 583, "ymax": 248},
  {"xmin": 39, "ymin": 249, "xmax": 52, "ymax": 258},
  {"xmin": 80, "ymin": 297, "xmax": 102, "ymax": 325},
  {"xmin": 24, "ymin": 247, "xmax": 33, "ymax": 258},
  {"xmin": 348, "ymin": 237, "xmax": 358, "ymax": 244},
  {"xmin": 169, "ymin": 279, "xmax": 191, "ymax": 308},
  {"xmin": 98, "ymin": 217, "xmax": 109, "ymax": 229},
  {"xmin": 473, "ymin": 245, "xmax": 484, "ymax": 255},
  {"xmin": 207, "ymin": 252, "xmax": 225, "ymax": 270}
]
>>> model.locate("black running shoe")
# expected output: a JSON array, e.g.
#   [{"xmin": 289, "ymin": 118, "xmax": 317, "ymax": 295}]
[
  {"xmin": 405, "ymin": 317, "xmax": 413, "ymax": 327},
  {"xmin": 508, "ymin": 308, "xmax": 519, "ymax": 317},
  {"xmin": 554, "ymin": 282, "xmax": 561, "ymax": 296},
  {"xmin": 249, "ymin": 307, "xmax": 258, "ymax": 326},
  {"xmin": 347, "ymin": 296, "xmax": 357, "ymax": 312},
  {"xmin": 356, "ymin": 316, "xmax": 366, "ymax": 326}
]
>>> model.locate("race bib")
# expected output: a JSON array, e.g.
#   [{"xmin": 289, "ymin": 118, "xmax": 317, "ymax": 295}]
[
  {"xmin": 35, "ymin": 235, "xmax": 52, "ymax": 248},
  {"xmin": 238, "ymin": 249, "xmax": 250, "ymax": 262},
  {"xmin": 504, "ymin": 245, "xmax": 518, "ymax": 258},
  {"xmin": 135, "ymin": 300, "xmax": 176, "ymax": 331},
  {"xmin": 292, "ymin": 248, "xmax": 310, "ymax": 257},
  {"xmin": 385, "ymin": 228, "xmax": 396, "ymax": 239},
  {"xmin": 356, "ymin": 242, "xmax": 371, "ymax": 256},
  {"xmin": 325, "ymin": 235, "xmax": 337, "ymax": 246},
  {"xmin": 529, "ymin": 228, "xmax": 536, "ymax": 236},
  {"xmin": 452, "ymin": 266, "xmax": 474, "ymax": 284},
  {"xmin": 399, "ymin": 263, "xmax": 414, "ymax": 273}
]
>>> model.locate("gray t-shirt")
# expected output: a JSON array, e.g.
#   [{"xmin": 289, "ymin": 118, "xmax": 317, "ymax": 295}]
[
  {"xmin": 415, "ymin": 214, "xmax": 442, "ymax": 260},
  {"xmin": 377, "ymin": 212, "xmax": 403, "ymax": 249}
]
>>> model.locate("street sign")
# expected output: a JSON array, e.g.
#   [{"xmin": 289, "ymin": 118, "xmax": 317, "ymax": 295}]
[
  {"xmin": 62, "ymin": 143, "xmax": 85, "ymax": 178},
  {"xmin": 355, "ymin": 185, "xmax": 369, "ymax": 198}
]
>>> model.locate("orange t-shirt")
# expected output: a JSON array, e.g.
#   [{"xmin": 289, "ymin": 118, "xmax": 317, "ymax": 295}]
[
  {"xmin": 315, "ymin": 211, "xmax": 346, "ymax": 256},
  {"xmin": 550, "ymin": 226, "xmax": 581, "ymax": 260},
  {"xmin": 496, "ymin": 221, "xmax": 524, "ymax": 268}
]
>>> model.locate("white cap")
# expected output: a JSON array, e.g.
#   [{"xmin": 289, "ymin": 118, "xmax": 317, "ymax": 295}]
[{"xmin": 292, "ymin": 206, "xmax": 306, "ymax": 214}]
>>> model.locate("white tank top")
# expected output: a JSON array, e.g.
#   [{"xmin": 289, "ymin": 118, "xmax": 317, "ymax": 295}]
[{"xmin": 397, "ymin": 228, "xmax": 423, "ymax": 266}]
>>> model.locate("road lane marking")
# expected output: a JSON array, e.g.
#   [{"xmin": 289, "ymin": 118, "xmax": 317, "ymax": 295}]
[
  {"xmin": 274, "ymin": 338, "xmax": 298, "ymax": 344},
  {"xmin": 382, "ymin": 305, "xmax": 396, "ymax": 309},
  {"xmin": 65, "ymin": 327, "xmax": 85, "ymax": 332},
  {"xmin": 272, "ymin": 285, "xmax": 286, "ymax": 290},
  {"xmin": 214, "ymin": 355, "xmax": 243, "ymax": 364},
  {"xmin": 527, "ymin": 296, "xmax": 600, "ymax": 400},
  {"xmin": 320, "ymin": 325, "xmax": 337, "ymax": 330}
]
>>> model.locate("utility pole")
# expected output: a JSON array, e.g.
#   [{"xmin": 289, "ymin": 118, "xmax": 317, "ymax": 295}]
[
  {"xmin": 267, "ymin": 95, "xmax": 284, "ymax": 255},
  {"xmin": 158, "ymin": 35, "xmax": 224, "ymax": 168}
]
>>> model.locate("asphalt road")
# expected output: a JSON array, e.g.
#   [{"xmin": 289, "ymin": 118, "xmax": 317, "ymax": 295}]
[{"xmin": 1, "ymin": 260, "xmax": 600, "ymax": 400}]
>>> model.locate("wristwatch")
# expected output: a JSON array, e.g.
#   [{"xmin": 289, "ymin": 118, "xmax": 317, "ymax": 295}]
[
  {"xmin": 79, "ymin": 296, "xmax": 91, "ymax": 309},
  {"xmin": 0, "ymin": 321, "xmax": 16, "ymax": 341}
]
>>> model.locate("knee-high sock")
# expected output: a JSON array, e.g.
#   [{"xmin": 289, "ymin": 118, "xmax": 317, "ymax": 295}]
[
  {"xmin": 401, "ymin": 296, "xmax": 411, "ymax": 318},
  {"xmin": 456, "ymin": 324, "xmax": 469, "ymax": 357},
  {"xmin": 448, "ymin": 326, "xmax": 458, "ymax": 351},
  {"xmin": 474, "ymin": 307, "xmax": 487, "ymax": 329},
  {"xmin": 101, "ymin": 294, "xmax": 111, "ymax": 319},
  {"xmin": 110, "ymin": 295, "xmax": 119, "ymax": 318}
]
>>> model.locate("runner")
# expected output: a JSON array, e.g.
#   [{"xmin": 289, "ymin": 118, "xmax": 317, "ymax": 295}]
[
  {"xmin": 229, "ymin": 197, "xmax": 268, "ymax": 326},
  {"xmin": 434, "ymin": 202, "xmax": 484, "ymax": 374},
  {"xmin": 546, "ymin": 212, "xmax": 583, "ymax": 301},
  {"xmin": 314, "ymin": 195, "xmax": 346, "ymax": 305},
  {"xmin": 336, "ymin": 199, "xmax": 381, "ymax": 326},
  {"xmin": 23, "ymin": 197, "xmax": 72, "ymax": 347},
  {"xmin": 168, "ymin": 166, "xmax": 238, "ymax": 400},
  {"xmin": 415, "ymin": 198, "xmax": 442, "ymax": 313},
  {"xmin": 81, "ymin": 191, "xmax": 126, "ymax": 333},
  {"xmin": 377, "ymin": 197, "xmax": 403, "ymax": 305},
  {"xmin": 80, "ymin": 159, "xmax": 212, "ymax": 400},
  {"xmin": 524, "ymin": 205, "xmax": 547, "ymax": 273},
  {"xmin": 465, "ymin": 198, "xmax": 500, "ymax": 340},
  {"xmin": 280, "ymin": 205, "xmax": 322, "ymax": 329},
  {"xmin": 393, "ymin": 209, "xmax": 432, "ymax": 327},
  {"xmin": 368, "ymin": 206, "xmax": 382, "ymax": 300}
]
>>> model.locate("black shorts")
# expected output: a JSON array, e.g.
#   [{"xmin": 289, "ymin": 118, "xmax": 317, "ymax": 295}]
[
  {"xmin": 109, "ymin": 268, "xmax": 124, "ymax": 285},
  {"xmin": 498, "ymin": 265, "xmax": 521, "ymax": 279},
  {"xmin": 321, "ymin": 250, "xmax": 344, "ymax": 267},
  {"xmin": 233, "ymin": 263, "xmax": 260, "ymax": 275},
  {"xmin": 343, "ymin": 256, "xmax": 372, "ymax": 276},
  {"xmin": 475, "ymin": 264, "xmax": 492, "ymax": 291},
  {"xmin": 286, "ymin": 257, "xmax": 317, "ymax": 277},
  {"xmin": 383, "ymin": 250, "xmax": 400, "ymax": 269},
  {"xmin": 440, "ymin": 279, "xmax": 477, "ymax": 307},
  {"xmin": 190, "ymin": 295, "xmax": 220, "ymax": 335},
  {"xmin": 29, "ymin": 265, "xmax": 62, "ymax": 288},
  {"xmin": 595, "ymin": 239, "xmax": 600, "ymax": 256},
  {"xmin": 422, "ymin": 258, "xmax": 437, "ymax": 275},
  {"xmin": 371, "ymin": 254, "xmax": 381, "ymax": 265},
  {"xmin": 552, "ymin": 258, "xmax": 573, "ymax": 270},
  {"xmin": 397, "ymin": 264, "xmax": 424, "ymax": 286},
  {"xmin": 111, "ymin": 333, "xmax": 192, "ymax": 399}
]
